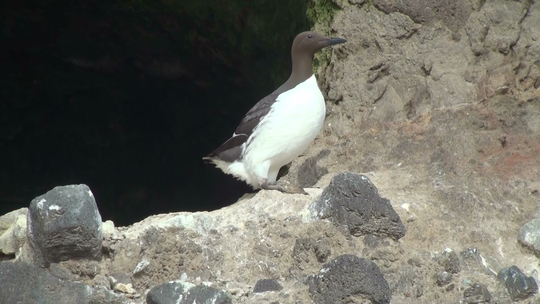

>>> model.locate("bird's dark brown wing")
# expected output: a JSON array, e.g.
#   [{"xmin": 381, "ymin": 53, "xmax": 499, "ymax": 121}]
[
  {"xmin": 234, "ymin": 91, "xmax": 280, "ymax": 137},
  {"xmin": 206, "ymin": 91, "xmax": 281, "ymax": 162}
]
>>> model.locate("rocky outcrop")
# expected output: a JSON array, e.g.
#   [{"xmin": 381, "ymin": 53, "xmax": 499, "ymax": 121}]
[{"xmin": 0, "ymin": 173, "xmax": 405, "ymax": 303}]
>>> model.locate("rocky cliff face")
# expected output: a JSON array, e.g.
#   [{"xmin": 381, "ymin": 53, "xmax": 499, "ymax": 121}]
[{"xmin": 1, "ymin": 0, "xmax": 540, "ymax": 303}]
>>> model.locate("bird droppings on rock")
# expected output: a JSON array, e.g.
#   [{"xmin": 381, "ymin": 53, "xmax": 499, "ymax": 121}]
[
  {"xmin": 310, "ymin": 172, "xmax": 406, "ymax": 240},
  {"xmin": 27, "ymin": 184, "xmax": 102, "ymax": 267},
  {"xmin": 497, "ymin": 265, "xmax": 538, "ymax": 301}
]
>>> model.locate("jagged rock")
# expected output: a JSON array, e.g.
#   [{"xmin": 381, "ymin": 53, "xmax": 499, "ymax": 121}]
[
  {"xmin": 146, "ymin": 281, "xmax": 231, "ymax": 304},
  {"xmin": 310, "ymin": 172, "xmax": 406, "ymax": 240},
  {"xmin": 438, "ymin": 249, "xmax": 461, "ymax": 274},
  {"xmin": 28, "ymin": 184, "xmax": 102, "ymax": 266},
  {"xmin": 435, "ymin": 271, "xmax": 452, "ymax": 286},
  {"xmin": 518, "ymin": 218, "xmax": 540, "ymax": 257},
  {"xmin": 497, "ymin": 266, "xmax": 538, "ymax": 301},
  {"xmin": 253, "ymin": 279, "xmax": 283, "ymax": 293},
  {"xmin": 0, "ymin": 208, "xmax": 27, "ymax": 256},
  {"xmin": 307, "ymin": 254, "xmax": 391, "ymax": 304},
  {"xmin": 463, "ymin": 283, "xmax": 491, "ymax": 304},
  {"xmin": 0, "ymin": 261, "xmax": 126, "ymax": 304}
]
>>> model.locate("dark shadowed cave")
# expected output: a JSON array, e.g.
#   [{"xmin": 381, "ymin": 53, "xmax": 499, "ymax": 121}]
[{"xmin": 0, "ymin": 0, "xmax": 311, "ymax": 225}]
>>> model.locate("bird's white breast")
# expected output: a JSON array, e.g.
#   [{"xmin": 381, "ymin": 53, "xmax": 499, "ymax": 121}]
[{"xmin": 244, "ymin": 75, "xmax": 325, "ymax": 172}]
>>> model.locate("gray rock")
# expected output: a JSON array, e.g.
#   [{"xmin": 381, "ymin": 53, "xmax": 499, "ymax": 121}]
[
  {"xmin": 436, "ymin": 271, "xmax": 452, "ymax": 286},
  {"xmin": 0, "ymin": 261, "xmax": 125, "ymax": 304},
  {"xmin": 253, "ymin": 279, "xmax": 283, "ymax": 293},
  {"xmin": 297, "ymin": 149, "xmax": 330, "ymax": 188},
  {"xmin": 28, "ymin": 184, "xmax": 102, "ymax": 267},
  {"xmin": 310, "ymin": 172, "xmax": 406, "ymax": 240},
  {"xmin": 439, "ymin": 249, "xmax": 461, "ymax": 274},
  {"xmin": 146, "ymin": 281, "xmax": 232, "ymax": 304},
  {"xmin": 497, "ymin": 265, "xmax": 538, "ymax": 301},
  {"xmin": 307, "ymin": 254, "xmax": 391, "ymax": 304},
  {"xmin": 463, "ymin": 283, "xmax": 491, "ymax": 304},
  {"xmin": 518, "ymin": 218, "xmax": 540, "ymax": 257}
]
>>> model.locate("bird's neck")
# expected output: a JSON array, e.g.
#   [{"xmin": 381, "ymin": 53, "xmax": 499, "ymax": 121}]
[{"xmin": 275, "ymin": 54, "xmax": 314, "ymax": 94}]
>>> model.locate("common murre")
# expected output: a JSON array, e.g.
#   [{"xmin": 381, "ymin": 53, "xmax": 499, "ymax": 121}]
[{"xmin": 204, "ymin": 31, "xmax": 347, "ymax": 194}]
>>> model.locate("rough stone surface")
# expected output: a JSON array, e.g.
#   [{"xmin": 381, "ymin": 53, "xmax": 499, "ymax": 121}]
[
  {"xmin": 146, "ymin": 281, "xmax": 231, "ymax": 304},
  {"xmin": 0, "ymin": 208, "xmax": 27, "ymax": 256},
  {"xmin": 296, "ymin": 149, "xmax": 330, "ymax": 188},
  {"xmin": 518, "ymin": 218, "xmax": 540, "ymax": 257},
  {"xmin": 463, "ymin": 283, "xmax": 491, "ymax": 304},
  {"xmin": 28, "ymin": 184, "xmax": 102, "ymax": 266},
  {"xmin": 253, "ymin": 279, "xmax": 283, "ymax": 293},
  {"xmin": 310, "ymin": 172, "xmax": 406, "ymax": 239},
  {"xmin": 438, "ymin": 249, "xmax": 461, "ymax": 274},
  {"xmin": 0, "ymin": 261, "xmax": 126, "ymax": 304},
  {"xmin": 498, "ymin": 266, "xmax": 538, "ymax": 301},
  {"xmin": 307, "ymin": 254, "xmax": 391, "ymax": 304},
  {"xmin": 436, "ymin": 271, "xmax": 452, "ymax": 287}
]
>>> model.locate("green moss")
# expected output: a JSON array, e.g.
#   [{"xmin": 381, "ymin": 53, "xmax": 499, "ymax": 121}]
[
  {"xmin": 306, "ymin": 0, "xmax": 343, "ymax": 73},
  {"xmin": 306, "ymin": 0, "xmax": 341, "ymax": 31}
]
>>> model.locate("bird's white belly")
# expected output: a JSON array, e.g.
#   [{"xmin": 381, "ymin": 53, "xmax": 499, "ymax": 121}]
[{"xmin": 243, "ymin": 75, "xmax": 325, "ymax": 182}]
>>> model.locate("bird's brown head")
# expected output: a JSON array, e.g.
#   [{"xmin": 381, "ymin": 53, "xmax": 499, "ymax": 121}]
[
  {"xmin": 291, "ymin": 31, "xmax": 347, "ymax": 58},
  {"xmin": 283, "ymin": 31, "xmax": 346, "ymax": 90}
]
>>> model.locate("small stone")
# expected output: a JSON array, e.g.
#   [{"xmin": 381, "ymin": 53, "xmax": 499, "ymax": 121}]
[
  {"xmin": 498, "ymin": 266, "xmax": 538, "ymax": 301},
  {"xmin": 253, "ymin": 279, "xmax": 283, "ymax": 293},
  {"xmin": 133, "ymin": 259, "xmax": 150, "ymax": 275},
  {"xmin": 114, "ymin": 282, "xmax": 137, "ymax": 294},
  {"xmin": 463, "ymin": 283, "xmax": 491, "ymax": 304},
  {"xmin": 439, "ymin": 249, "xmax": 461, "ymax": 274},
  {"xmin": 83, "ymin": 261, "xmax": 101, "ymax": 277},
  {"xmin": 436, "ymin": 271, "xmax": 453, "ymax": 286},
  {"xmin": 518, "ymin": 218, "xmax": 540, "ymax": 257},
  {"xmin": 92, "ymin": 274, "xmax": 111, "ymax": 289}
]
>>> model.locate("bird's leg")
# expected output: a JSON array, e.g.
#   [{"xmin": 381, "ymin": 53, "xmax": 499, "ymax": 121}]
[{"xmin": 260, "ymin": 180, "xmax": 308, "ymax": 195}]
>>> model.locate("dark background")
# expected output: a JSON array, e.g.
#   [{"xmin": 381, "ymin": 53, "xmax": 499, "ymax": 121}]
[{"xmin": 0, "ymin": 0, "xmax": 312, "ymax": 225}]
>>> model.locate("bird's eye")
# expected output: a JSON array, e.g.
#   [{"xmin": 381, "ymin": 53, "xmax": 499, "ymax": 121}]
[{"xmin": 307, "ymin": 34, "xmax": 313, "ymax": 39}]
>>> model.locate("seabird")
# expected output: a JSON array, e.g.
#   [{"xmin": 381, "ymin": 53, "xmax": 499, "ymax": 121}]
[{"xmin": 204, "ymin": 31, "xmax": 347, "ymax": 194}]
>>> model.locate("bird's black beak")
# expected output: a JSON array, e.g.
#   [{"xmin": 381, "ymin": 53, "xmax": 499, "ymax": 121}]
[{"xmin": 324, "ymin": 37, "xmax": 347, "ymax": 46}]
